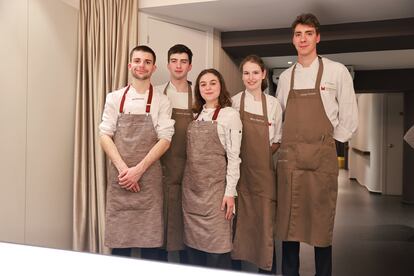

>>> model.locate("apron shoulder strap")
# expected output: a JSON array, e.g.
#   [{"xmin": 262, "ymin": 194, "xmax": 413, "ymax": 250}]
[
  {"xmin": 261, "ymin": 93, "xmax": 269, "ymax": 122},
  {"xmin": 240, "ymin": 92, "xmax": 246, "ymax": 119},
  {"xmin": 119, "ymin": 85, "xmax": 131, "ymax": 114},
  {"xmin": 212, "ymin": 106, "xmax": 221, "ymax": 121},
  {"xmin": 187, "ymin": 81, "xmax": 193, "ymax": 110},
  {"xmin": 146, "ymin": 84, "xmax": 153, "ymax": 113},
  {"xmin": 314, "ymin": 56, "xmax": 324, "ymax": 90}
]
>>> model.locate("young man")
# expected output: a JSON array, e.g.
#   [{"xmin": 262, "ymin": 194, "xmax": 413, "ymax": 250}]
[
  {"xmin": 156, "ymin": 44, "xmax": 193, "ymax": 263},
  {"xmin": 99, "ymin": 45, "xmax": 174, "ymax": 260},
  {"xmin": 275, "ymin": 13, "xmax": 358, "ymax": 276}
]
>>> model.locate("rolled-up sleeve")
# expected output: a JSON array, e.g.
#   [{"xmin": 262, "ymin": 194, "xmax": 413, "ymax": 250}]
[
  {"xmin": 334, "ymin": 66, "xmax": 359, "ymax": 142},
  {"xmin": 99, "ymin": 93, "xmax": 118, "ymax": 137},
  {"xmin": 224, "ymin": 111, "xmax": 243, "ymax": 197},
  {"xmin": 156, "ymin": 93, "xmax": 175, "ymax": 141}
]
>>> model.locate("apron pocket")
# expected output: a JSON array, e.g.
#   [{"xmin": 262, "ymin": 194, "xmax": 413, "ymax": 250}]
[
  {"xmin": 110, "ymin": 181, "xmax": 153, "ymax": 211},
  {"xmin": 182, "ymin": 188, "xmax": 214, "ymax": 216},
  {"xmin": 295, "ymin": 143, "xmax": 321, "ymax": 171}
]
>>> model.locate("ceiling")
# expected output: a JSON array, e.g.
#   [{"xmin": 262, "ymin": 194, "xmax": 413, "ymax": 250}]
[{"xmin": 140, "ymin": 0, "xmax": 414, "ymax": 70}]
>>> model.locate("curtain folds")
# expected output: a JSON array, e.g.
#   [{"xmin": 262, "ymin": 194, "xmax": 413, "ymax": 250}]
[{"xmin": 73, "ymin": 0, "xmax": 139, "ymax": 254}]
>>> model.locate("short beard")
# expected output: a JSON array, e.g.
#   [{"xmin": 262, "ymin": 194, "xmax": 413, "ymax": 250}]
[{"xmin": 132, "ymin": 72, "xmax": 150, "ymax": 81}]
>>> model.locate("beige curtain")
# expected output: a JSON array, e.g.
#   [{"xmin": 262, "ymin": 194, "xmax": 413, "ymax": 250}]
[{"xmin": 73, "ymin": 0, "xmax": 139, "ymax": 254}]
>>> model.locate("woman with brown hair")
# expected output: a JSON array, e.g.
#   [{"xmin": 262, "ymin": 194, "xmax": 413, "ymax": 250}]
[
  {"xmin": 231, "ymin": 55, "xmax": 283, "ymax": 274},
  {"xmin": 182, "ymin": 68, "xmax": 242, "ymax": 269}
]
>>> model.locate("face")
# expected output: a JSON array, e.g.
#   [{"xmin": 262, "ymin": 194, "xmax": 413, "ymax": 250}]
[
  {"xmin": 128, "ymin": 50, "xmax": 157, "ymax": 80},
  {"xmin": 292, "ymin": 23, "xmax": 320, "ymax": 58},
  {"xmin": 199, "ymin": 73, "xmax": 221, "ymax": 105},
  {"xmin": 167, "ymin": 53, "xmax": 192, "ymax": 80},
  {"xmin": 242, "ymin": 61, "xmax": 266, "ymax": 92}
]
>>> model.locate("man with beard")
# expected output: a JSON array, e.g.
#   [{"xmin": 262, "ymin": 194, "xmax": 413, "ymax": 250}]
[{"xmin": 99, "ymin": 45, "xmax": 174, "ymax": 260}]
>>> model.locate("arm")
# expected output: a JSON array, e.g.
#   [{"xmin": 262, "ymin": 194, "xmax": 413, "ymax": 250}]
[
  {"xmin": 271, "ymin": 97, "xmax": 283, "ymax": 154},
  {"xmin": 333, "ymin": 65, "xmax": 359, "ymax": 142},
  {"xmin": 118, "ymin": 139, "xmax": 171, "ymax": 189},
  {"xmin": 99, "ymin": 91, "xmax": 138, "ymax": 192},
  {"xmin": 118, "ymin": 92, "xmax": 175, "ymax": 189},
  {"xmin": 222, "ymin": 110, "xmax": 243, "ymax": 220}
]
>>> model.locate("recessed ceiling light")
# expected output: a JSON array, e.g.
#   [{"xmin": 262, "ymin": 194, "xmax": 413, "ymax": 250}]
[{"xmin": 287, "ymin": 61, "xmax": 293, "ymax": 64}]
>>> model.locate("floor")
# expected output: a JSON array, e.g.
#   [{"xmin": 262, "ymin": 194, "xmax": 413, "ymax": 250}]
[{"xmin": 290, "ymin": 169, "xmax": 414, "ymax": 276}]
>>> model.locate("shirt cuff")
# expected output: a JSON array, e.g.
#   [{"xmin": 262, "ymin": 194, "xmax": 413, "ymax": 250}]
[{"xmin": 333, "ymin": 125, "xmax": 353, "ymax": 142}]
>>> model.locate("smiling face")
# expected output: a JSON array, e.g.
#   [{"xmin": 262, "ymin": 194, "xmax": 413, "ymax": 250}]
[
  {"xmin": 242, "ymin": 61, "xmax": 266, "ymax": 92},
  {"xmin": 128, "ymin": 50, "xmax": 157, "ymax": 81},
  {"xmin": 199, "ymin": 72, "xmax": 221, "ymax": 106},
  {"xmin": 292, "ymin": 23, "xmax": 320, "ymax": 59},
  {"xmin": 167, "ymin": 53, "xmax": 192, "ymax": 81}
]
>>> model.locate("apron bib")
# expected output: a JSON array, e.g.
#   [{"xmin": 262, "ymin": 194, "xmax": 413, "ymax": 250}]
[
  {"xmin": 105, "ymin": 84, "xmax": 164, "ymax": 248},
  {"xmin": 275, "ymin": 58, "xmax": 339, "ymax": 247}
]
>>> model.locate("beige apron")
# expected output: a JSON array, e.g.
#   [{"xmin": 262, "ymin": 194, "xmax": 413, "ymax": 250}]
[
  {"xmin": 161, "ymin": 82, "xmax": 193, "ymax": 251},
  {"xmin": 182, "ymin": 108, "xmax": 232, "ymax": 254},
  {"xmin": 275, "ymin": 57, "xmax": 339, "ymax": 247},
  {"xmin": 105, "ymin": 84, "xmax": 164, "ymax": 248},
  {"xmin": 232, "ymin": 92, "xmax": 276, "ymax": 270}
]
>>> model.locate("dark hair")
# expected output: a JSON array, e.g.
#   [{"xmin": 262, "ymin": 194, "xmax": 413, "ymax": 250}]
[
  {"xmin": 239, "ymin": 54, "xmax": 268, "ymax": 91},
  {"xmin": 129, "ymin": 45, "xmax": 156, "ymax": 64},
  {"xmin": 168, "ymin": 44, "xmax": 193, "ymax": 64},
  {"xmin": 193, "ymin": 68, "xmax": 232, "ymax": 114},
  {"xmin": 291, "ymin": 13, "xmax": 320, "ymax": 34}
]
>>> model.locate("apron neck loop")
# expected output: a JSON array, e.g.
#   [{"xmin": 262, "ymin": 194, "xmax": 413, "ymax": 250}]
[
  {"xmin": 240, "ymin": 91, "xmax": 268, "ymax": 121},
  {"xmin": 194, "ymin": 105, "xmax": 221, "ymax": 121},
  {"xmin": 119, "ymin": 85, "xmax": 131, "ymax": 114},
  {"xmin": 163, "ymin": 81, "xmax": 193, "ymax": 110},
  {"xmin": 289, "ymin": 56, "xmax": 323, "ymax": 91},
  {"xmin": 261, "ymin": 92, "xmax": 269, "ymax": 121}
]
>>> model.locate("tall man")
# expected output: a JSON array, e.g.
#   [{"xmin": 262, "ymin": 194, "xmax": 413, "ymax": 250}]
[
  {"xmin": 156, "ymin": 44, "xmax": 194, "ymax": 263},
  {"xmin": 99, "ymin": 45, "xmax": 174, "ymax": 260},
  {"xmin": 275, "ymin": 13, "xmax": 358, "ymax": 276}
]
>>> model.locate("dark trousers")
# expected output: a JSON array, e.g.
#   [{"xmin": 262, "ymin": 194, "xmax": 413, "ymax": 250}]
[
  {"xmin": 156, "ymin": 248, "xmax": 189, "ymax": 264},
  {"xmin": 187, "ymin": 246, "xmax": 231, "ymax": 269},
  {"xmin": 282, "ymin": 241, "xmax": 332, "ymax": 276},
  {"xmin": 111, "ymin": 247, "xmax": 167, "ymax": 261}
]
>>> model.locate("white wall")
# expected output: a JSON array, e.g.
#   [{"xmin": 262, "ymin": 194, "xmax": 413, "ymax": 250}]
[
  {"xmin": 349, "ymin": 94, "xmax": 384, "ymax": 193},
  {"xmin": 349, "ymin": 93, "xmax": 404, "ymax": 195},
  {"xmin": 0, "ymin": 0, "xmax": 78, "ymax": 249},
  {"xmin": 138, "ymin": 11, "xmax": 243, "ymax": 94}
]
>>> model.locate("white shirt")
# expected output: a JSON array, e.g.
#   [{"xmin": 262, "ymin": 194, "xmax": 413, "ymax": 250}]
[
  {"xmin": 99, "ymin": 85, "xmax": 175, "ymax": 141},
  {"xmin": 232, "ymin": 91, "xmax": 283, "ymax": 145},
  {"xmin": 276, "ymin": 57, "xmax": 358, "ymax": 143},
  {"xmin": 155, "ymin": 82, "xmax": 194, "ymax": 109},
  {"xmin": 404, "ymin": 125, "xmax": 414, "ymax": 149},
  {"xmin": 196, "ymin": 106, "xmax": 242, "ymax": 197}
]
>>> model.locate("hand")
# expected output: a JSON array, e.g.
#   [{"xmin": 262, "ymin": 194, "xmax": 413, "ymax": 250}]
[
  {"xmin": 118, "ymin": 164, "xmax": 145, "ymax": 191},
  {"xmin": 221, "ymin": 196, "xmax": 235, "ymax": 220},
  {"xmin": 125, "ymin": 181, "xmax": 139, "ymax": 193}
]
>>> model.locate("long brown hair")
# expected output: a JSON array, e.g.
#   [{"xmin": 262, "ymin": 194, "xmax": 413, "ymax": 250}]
[
  {"xmin": 239, "ymin": 54, "xmax": 268, "ymax": 91},
  {"xmin": 193, "ymin": 68, "xmax": 232, "ymax": 114}
]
